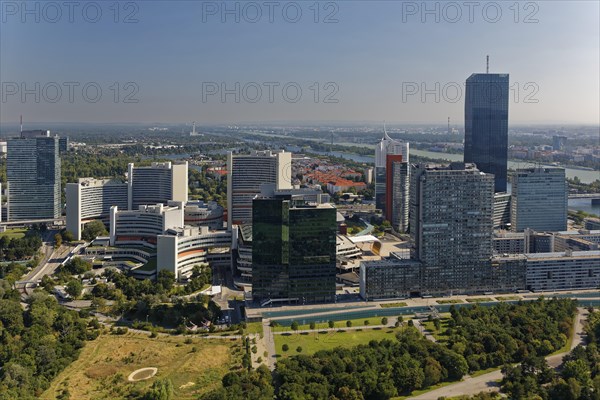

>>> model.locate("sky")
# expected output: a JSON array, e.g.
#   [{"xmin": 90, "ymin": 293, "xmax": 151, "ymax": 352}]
[{"xmin": 0, "ymin": 0, "xmax": 599, "ymax": 125}]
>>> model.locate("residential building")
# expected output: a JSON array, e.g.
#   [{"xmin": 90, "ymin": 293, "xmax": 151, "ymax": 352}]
[
  {"xmin": 464, "ymin": 73, "xmax": 509, "ymax": 193},
  {"xmin": 410, "ymin": 163, "xmax": 494, "ymax": 293},
  {"xmin": 511, "ymin": 167, "xmax": 567, "ymax": 232}
]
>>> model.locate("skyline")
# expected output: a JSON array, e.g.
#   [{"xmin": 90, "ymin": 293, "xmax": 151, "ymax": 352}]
[{"xmin": 1, "ymin": 1, "xmax": 599, "ymax": 125}]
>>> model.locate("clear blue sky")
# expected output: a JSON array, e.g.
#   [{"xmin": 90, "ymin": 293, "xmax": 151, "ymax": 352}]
[{"xmin": 1, "ymin": 1, "xmax": 598, "ymax": 125}]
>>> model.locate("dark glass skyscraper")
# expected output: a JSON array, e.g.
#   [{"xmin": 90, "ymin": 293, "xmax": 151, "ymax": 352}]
[
  {"xmin": 252, "ymin": 197, "xmax": 337, "ymax": 303},
  {"xmin": 464, "ymin": 73, "xmax": 509, "ymax": 193}
]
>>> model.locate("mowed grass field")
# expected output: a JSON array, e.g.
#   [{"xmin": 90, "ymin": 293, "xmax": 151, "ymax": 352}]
[
  {"xmin": 42, "ymin": 332, "xmax": 242, "ymax": 400},
  {"xmin": 274, "ymin": 326, "xmax": 403, "ymax": 357},
  {"xmin": 0, "ymin": 228, "xmax": 27, "ymax": 239}
]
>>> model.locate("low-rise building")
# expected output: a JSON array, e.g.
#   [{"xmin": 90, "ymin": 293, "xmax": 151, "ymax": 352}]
[
  {"xmin": 109, "ymin": 203, "xmax": 184, "ymax": 247},
  {"xmin": 359, "ymin": 253, "xmax": 421, "ymax": 300}
]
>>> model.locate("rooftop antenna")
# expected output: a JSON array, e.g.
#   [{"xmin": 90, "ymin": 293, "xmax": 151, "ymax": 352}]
[
  {"xmin": 20, "ymin": 115, "xmax": 23, "ymax": 135},
  {"xmin": 447, "ymin": 117, "xmax": 451, "ymax": 134},
  {"xmin": 191, "ymin": 121, "xmax": 196, "ymax": 135},
  {"xmin": 486, "ymin": 55, "xmax": 489, "ymax": 74}
]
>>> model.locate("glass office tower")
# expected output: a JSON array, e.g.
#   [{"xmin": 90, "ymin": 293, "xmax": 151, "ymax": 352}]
[
  {"xmin": 252, "ymin": 197, "xmax": 336, "ymax": 303},
  {"xmin": 464, "ymin": 73, "xmax": 509, "ymax": 193},
  {"xmin": 7, "ymin": 133, "xmax": 61, "ymax": 220}
]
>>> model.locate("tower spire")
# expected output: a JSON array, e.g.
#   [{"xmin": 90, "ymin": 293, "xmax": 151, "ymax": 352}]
[{"xmin": 486, "ymin": 55, "xmax": 489, "ymax": 74}]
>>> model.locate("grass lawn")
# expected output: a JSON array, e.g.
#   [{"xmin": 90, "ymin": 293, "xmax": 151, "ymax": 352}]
[
  {"xmin": 274, "ymin": 326, "xmax": 403, "ymax": 357},
  {"xmin": 436, "ymin": 299, "xmax": 463, "ymax": 304},
  {"xmin": 41, "ymin": 332, "xmax": 241, "ymax": 400},
  {"xmin": 245, "ymin": 322, "xmax": 264, "ymax": 336},
  {"xmin": 466, "ymin": 297, "xmax": 494, "ymax": 303},
  {"xmin": 495, "ymin": 296, "xmax": 521, "ymax": 301},
  {"xmin": 421, "ymin": 318, "xmax": 451, "ymax": 341},
  {"xmin": 0, "ymin": 228, "xmax": 27, "ymax": 239},
  {"xmin": 272, "ymin": 316, "xmax": 401, "ymax": 332},
  {"xmin": 380, "ymin": 302, "xmax": 408, "ymax": 308},
  {"xmin": 551, "ymin": 312, "xmax": 577, "ymax": 355}
]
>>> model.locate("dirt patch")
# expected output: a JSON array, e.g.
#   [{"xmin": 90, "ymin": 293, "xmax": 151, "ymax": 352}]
[
  {"xmin": 179, "ymin": 382, "xmax": 195, "ymax": 389},
  {"xmin": 128, "ymin": 367, "xmax": 158, "ymax": 382}
]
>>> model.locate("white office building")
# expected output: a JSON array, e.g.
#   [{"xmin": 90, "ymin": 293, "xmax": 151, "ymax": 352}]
[
  {"xmin": 227, "ymin": 150, "xmax": 292, "ymax": 228},
  {"xmin": 66, "ymin": 178, "xmax": 129, "ymax": 240}
]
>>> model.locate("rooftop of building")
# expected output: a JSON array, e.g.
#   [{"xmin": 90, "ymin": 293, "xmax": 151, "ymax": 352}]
[
  {"xmin": 76, "ymin": 177, "xmax": 127, "ymax": 186},
  {"xmin": 494, "ymin": 250, "xmax": 600, "ymax": 261}
]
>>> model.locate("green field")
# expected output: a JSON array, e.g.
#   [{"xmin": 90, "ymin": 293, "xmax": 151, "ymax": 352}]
[
  {"xmin": 272, "ymin": 316, "xmax": 402, "ymax": 332},
  {"xmin": 245, "ymin": 322, "xmax": 264, "ymax": 335},
  {"xmin": 274, "ymin": 326, "xmax": 404, "ymax": 357},
  {"xmin": 421, "ymin": 318, "xmax": 451, "ymax": 341},
  {"xmin": 42, "ymin": 332, "xmax": 241, "ymax": 400},
  {"xmin": 465, "ymin": 297, "xmax": 494, "ymax": 303},
  {"xmin": 380, "ymin": 302, "xmax": 408, "ymax": 308},
  {"xmin": 436, "ymin": 299, "xmax": 463, "ymax": 304},
  {"xmin": 495, "ymin": 296, "xmax": 521, "ymax": 301},
  {"xmin": 0, "ymin": 228, "xmax": 27, "ymax": 239}
]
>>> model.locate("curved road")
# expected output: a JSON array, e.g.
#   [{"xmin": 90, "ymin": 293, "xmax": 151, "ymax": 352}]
[{"xmin": 409, "ymin": 308, "xmax": 589, "ymax": 399}]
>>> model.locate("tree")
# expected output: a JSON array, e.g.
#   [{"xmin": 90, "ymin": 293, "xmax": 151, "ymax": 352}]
[
  {"xmin": 328, "ymin": 320, "xmax": 335, "ymax": 329},
  {"xmin": 291, "ymin": 321, "xmax": 299, "ymax": 331},
  {"xmin": 282, "ymin": 344, "xmax": 289, "ymax": 352},
  {"xmin": 381, "ymin": 317, "xmax": 388, "ymax": 325},
  {"xmin": 54, "ymin": 233, "xmax": 62, "ymax": 248},
  {"xmin": 81, "ymin": 220, "xmax": 108, "ymax": 241},
  {"xmin": 296, "ymin": 346, "xmax": 302, "ymax": 353},
  {"xmin": 143, "ymin": 378, "xmax": 174, "ymax": 400},
  {"xmin": 364, "ymin": 320, "xmax": 370, "ymax": 326},
  {"xmin": 61, "ymin": 230, "xmax": 75, "ymax": 242},
  {"xmin": 309, "ymin": 322, "xmax": 316, "ymax": 330},
  {"xmin": 156, "ymin": 270, "xmax": 175, "ymax": 293},
  {"xmin": 346, "ymin": 320, "xmax": 352, "ymax": 327},
  {"xmin": 65, "ymin": 280, "xmax": 83, "ymax": 298}
]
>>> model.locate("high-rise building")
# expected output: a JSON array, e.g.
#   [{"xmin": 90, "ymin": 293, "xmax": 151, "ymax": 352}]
[
  {"xmin": 375, "ymin": 127, "xmax": 409, "ymax": 217},
  {"xmin": 510, "ymin": 167, "xmax": 567, "ymax": 232},
  {"xmin": 385, "ymin": 155, "xmax": 409, "ymax": 232},
  {"xmin": 552, "ymin": 135, "xmax": 567, "ymax": 151},
  {"xmin": 464, "ymin": 73, "xmax": 509, "ymax": 193},
  {"xmin": 6, "ymin": 132, "xmax": 61, "ymax": 220},
  {"xmin": 252, "ymin": 196, "xmax": 337, "ymax": 304},
  {"xmin": 66, "ymin": 178, "xmax": 129, "ymax": 240},
  {"xmin": 227, "ymin": 150, "xmax": 292, "ymax": 228},
  {"xmin": 493, "ymin": 192, "xmax": 511, "ymax": 229},
  {"xmin": 128, "ymin": 162, "xmax": 188, "ymax": 209},
  {"xmin": 410, "ymin": 163, "xmax": 494, "ymax": 292}
]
